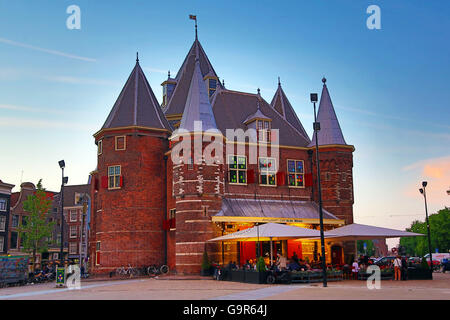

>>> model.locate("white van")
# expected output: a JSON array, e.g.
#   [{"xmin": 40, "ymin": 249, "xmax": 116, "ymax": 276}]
[{"xmin": 423, "ymin": 253, "xmax": 450, "ymax": 262}]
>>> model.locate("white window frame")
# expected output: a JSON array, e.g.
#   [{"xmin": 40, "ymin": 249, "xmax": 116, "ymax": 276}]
[
  {"xmin": 0, "ymin": 236, "xmax": 4, "ymax": 252},
  {"xmin": 69, "ymin": 242, "xmax": 78, "ymax": 255},
  {"xmin": 0, "ymin": 198, "xmax": 7, "ymax": 212},
  {"xmin": 11, "ymin": 215, "xmax": 19, "ymax": 228},
  {"xmin": 228, "ymin": 155, "xmax": 247, "ymax": 185},
  {"xmin": 0, "ymin": 215, "xmax": 6, "ymax": 232},
  {"xmin": 70, "ymin": 225, "xmax": 78, "ymax": 238},
  {"xmin": 70, "ymin": 209, "xmax": 78, "ymax": 222},
  {"xmin": 258, "ymin": 157, "xmax": 277, "ymax": 186},
  {"xmin": 287, "ymin": 159, "xmax": 305, "ymax": 188}
]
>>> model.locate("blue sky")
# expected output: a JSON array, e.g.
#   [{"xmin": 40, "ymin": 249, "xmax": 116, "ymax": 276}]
[{"xmin": 0, "ymin": 1, "xmax": 449, "ymax": 247}]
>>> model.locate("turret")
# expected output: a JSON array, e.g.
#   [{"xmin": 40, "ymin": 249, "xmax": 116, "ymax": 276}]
[
  {"xmin": 90, "ymin": 55, "xmax": 172, "ymax": 274},
  {"xmin": 170, "ymin": 57, "xmax": 224, "ymax": 274},
  {"xmin": 309, "ymin": 78, "xmax": 354, "ymax": 225}
]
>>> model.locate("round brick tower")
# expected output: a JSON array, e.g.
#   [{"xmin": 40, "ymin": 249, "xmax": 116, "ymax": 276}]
[
  {"xmin": 170, "ymin": 57, "xmax": 224, "ymax": 274},
  {"xmin": 90, "ymin": 58, "xmax": 172, "ymax": 274},
  {"xmin": 309, "ymin": 78, "xmax": 355, "ymax": 264}
]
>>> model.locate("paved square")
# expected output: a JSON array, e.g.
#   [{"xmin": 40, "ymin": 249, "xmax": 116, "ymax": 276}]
[{"xmin": 0, "ymin": 273, "xmax": 448, "ymax": 300}]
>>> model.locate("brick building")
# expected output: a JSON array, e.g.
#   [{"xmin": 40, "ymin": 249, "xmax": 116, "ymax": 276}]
[
  {"xmin": 0, "ymin": 179, "xmax": 15, "ymax": 254},
  {"xmin": 89, "ymin": 32, "xmax": 355, "ymax": 275},
  {"xmin": 7, "ymin": 182, "xmax": 59, "ymax": 263}
]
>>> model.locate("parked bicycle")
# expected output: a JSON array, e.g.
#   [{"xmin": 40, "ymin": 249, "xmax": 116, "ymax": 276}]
[
  {"xmin": 146, "ymin": 264, "xmax": 169, "ymax": 276},
  {"xmin": 116, "ymin": 264, "xmax": 140, "ymax": 277}
]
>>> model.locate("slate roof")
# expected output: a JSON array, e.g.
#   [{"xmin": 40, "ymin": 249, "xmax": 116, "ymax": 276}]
[
  {"xmin": 102, "ymin": 60, "xmax": 172, "ymax": 131},
  {"xmin": 164, "ymin": 39, "xmax": 222, "ymax": 116},
  {"xmin": 243, "ymin": 99, "xmax": 271, "ymax": 124},
  {"xmin": 211, "ymin": 89, "xmax": 311, "ymax": 147},
  {"xmin": 215, "ymin": 198, "xmax": 339, "ymax": 221},
  {"xmin": 309, "ymin": 80, "xmax": 346, "ymax": 146},
  {"xmin": 179, "ymin": 58, "xmax": 219, "ymax": 133},
  {"xmin": 270, "ymin": 83, "xmax": 310, "ymax": 142}
]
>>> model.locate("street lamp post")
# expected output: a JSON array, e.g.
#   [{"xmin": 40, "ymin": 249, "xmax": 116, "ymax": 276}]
[
  {"xmin": 311, "ymin": 88, "xmax": 327, "ymax": 287},
  {"xmin": 419, "ymin": 181, "xmax": 433, "ymax": 277},
  {"xmin": 58, "ymin": 160, "xmax": 68, "ymax": 264}
]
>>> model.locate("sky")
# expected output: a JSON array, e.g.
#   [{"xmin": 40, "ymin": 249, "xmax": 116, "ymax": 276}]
[{"xmin": 0, "ymin": 0, "xmax": 449, "ymax": 249}]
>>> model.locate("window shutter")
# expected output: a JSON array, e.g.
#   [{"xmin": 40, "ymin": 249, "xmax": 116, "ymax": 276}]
[
  {"xmin": 247, "ymin": 169, "xmax": 255, "ymax": 184},
  {"xmin": 305, "ymin": 173, "xmax": 313, "ymax": 187},
  {"xmin": 169, "ymin": 218, "xmax": 176, "ymax": 229},
  {"xmin": 119, "ymin": 176, "xmax": 124, "ymax": 188},
  {"xmin": 276, "ymin": 172, "xmax": 285, "ymax": 186},
  {"xmin": 101, "ymin": 176, "xmax": 108, "ymax": 189},
  {"xmin": 94, "ymin": 178, "xmax": 99, "ymax": 191}
]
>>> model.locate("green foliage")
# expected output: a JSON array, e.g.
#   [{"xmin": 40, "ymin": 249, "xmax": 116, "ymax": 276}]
[
  {"xmin": 357, "ymin": 240, "xmax": 375, "ymax": 256},
  {"xmin": 256, "ymin": 256, "xmax": 266, "ymax": 272},
  {"xmin": 201, "ymin": 250, "xmax": 210, "ymax": 271},
  {"xmin": 400, "ymin": 208, "xmax": 450, "ymax": 257},
  {"xmin": 420, "ymin": 258, "xmax": 430, "ymax": 270},
  {"xmin": 17, "ymin": 180, "xmax": 56, "ymax": 266}
]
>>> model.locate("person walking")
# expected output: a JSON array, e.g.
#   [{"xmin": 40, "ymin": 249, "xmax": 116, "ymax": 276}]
[
  {"xmin": 352, "ymin": 260, "xmax": 360, "ymax": 280},
  {"xmin": 393, "ymin": 255, "xmax": 402, "ymax": 281}
]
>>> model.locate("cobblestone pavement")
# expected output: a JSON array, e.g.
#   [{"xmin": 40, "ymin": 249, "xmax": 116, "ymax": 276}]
[{"xmin": 0, "ymin": 273, "xmax": 448, "ymax": 300}]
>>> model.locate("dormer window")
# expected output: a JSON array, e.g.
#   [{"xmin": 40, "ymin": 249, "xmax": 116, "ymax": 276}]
[
  {"xmin": 204, "ymin": 76, "xmax": 218, "ymax": 98},
  {"xmin": 257, "ymin": 120, "xmax": 271, "ymax": 142},
  {"xmin": 161, "ymin": 77, "xmax": 176, "ymax": 108}
]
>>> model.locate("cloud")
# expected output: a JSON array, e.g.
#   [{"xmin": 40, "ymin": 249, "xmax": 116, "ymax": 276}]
[
  {"xmin": 0, "ymin": 104, "xmax": 66, "ymax": 115},
  {"xmin": 336, "ymin": 104, "xmax": 450, "ymax": 131},
  {"xmin": 403, "ymin": 155, "xmax": 450, "ymax": 206},
  {"xmin": 0, "ymin": 116, "xmax": 93, "ymax": 131},
  {"xmin": 42, "ymin": 75, "xmax": 120, "ymax": 86},
  {"xmin": 142, "ymin": 67, "xmax": 168, "ymax": 74},
  {"xmin": 0, "ymin": 37, "xmax": 96, "ymax": 62}
]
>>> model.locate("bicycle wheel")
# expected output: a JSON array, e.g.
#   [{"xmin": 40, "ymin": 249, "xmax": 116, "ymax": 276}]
[
  {"xmin": 160, "ymin": 265, "xmax": 169, "ymax": 274},
  {"xmin": 148, "ymin": 265, "xmax": 158, "ymax": 275}
]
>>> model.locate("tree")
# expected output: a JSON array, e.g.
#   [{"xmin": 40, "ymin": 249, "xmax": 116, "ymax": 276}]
[
  {"xmin": 17, "ymin": 180, "xmax": 55, "ymax": 270},
  {"xmin": 357, "ymin": 240, "xmax": 375, "ymax": 256},
  {"xmin": 400, "ymin": 208, "xmax": 450, "ymax": 257}
]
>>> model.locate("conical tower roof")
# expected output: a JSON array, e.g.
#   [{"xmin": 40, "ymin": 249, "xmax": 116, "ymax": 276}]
[
  {"xmin": 164, "ymin": 38, "xmax": 221, "ymax": 116},
  {"xmin": 101, "ymin": 57, "xmax": 172, "ymax": 132},
  {"xmin": 270, "ymin": 80, "xmax": 310, "ymax": 142},
  {"xmin": 309, "ymin": 78, "xmax": 346, "ymax": 146},
  {"xmin": 179, "ymin": 58, "xmax": 219, "ymax": 133}
]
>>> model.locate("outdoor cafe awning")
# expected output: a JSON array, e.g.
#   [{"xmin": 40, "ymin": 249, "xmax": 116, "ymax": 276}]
[
  {"xmin": 208, "ymin": 222, "xmax": 322, "ymax": 242},
  {"xmin": 322, "ymin": 223, "xmax": 425, "ymax": 241}
]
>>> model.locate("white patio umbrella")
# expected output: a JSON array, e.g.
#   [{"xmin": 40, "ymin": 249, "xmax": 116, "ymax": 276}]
[
  {"xmin": 323, "ymin": 223, "xmax": 425, "ymax": 241},
  {"xmin": 208, "ymin": 223, "xmax": 321, "ymax": 265}
]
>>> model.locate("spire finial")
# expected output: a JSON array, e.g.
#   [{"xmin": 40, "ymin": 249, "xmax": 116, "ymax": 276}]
[
  {"xmin": 278, "ymin": 76, "xmax": 281, "ymax": 86},
  {"xmin": 222, "ymin": 79, "xmax": 225, "ymax": 87},
  {"xmin": 257, "ymin": 88, "xmax": 260, "ymax": 95},
  {"xmin": 136, "ymin": 52, "xmax": 139, "ymax": 63},
  {"xmin": 322, "ymin": 77, "xmax": 327, "ymax": 84},
  {"xmin": 168, "ymin": 70, "xmax": 171, "ymax": 79}
]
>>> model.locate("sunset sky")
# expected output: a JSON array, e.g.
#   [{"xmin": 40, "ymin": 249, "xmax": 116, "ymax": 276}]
[{"xmin": 0, "ymin": 1, "xmax": 449, "ymax": 248}]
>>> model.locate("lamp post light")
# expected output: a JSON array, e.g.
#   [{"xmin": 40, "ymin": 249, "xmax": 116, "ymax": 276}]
[
  {"xmin": 58, "ymin": 160, "xmax": 68, "ymax": 264},
  {"xmin": 419, "ymin": 181, "xmax": 433, "ymax": 277},
  {"xmin": 311, "ymin": 88, "xmax": 327, "ymax": 287}
]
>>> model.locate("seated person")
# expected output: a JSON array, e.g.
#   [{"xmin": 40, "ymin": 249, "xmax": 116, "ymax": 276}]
[{"xmin": 287, "ymin": 259, "xmax": 300, "ymax": 271}]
